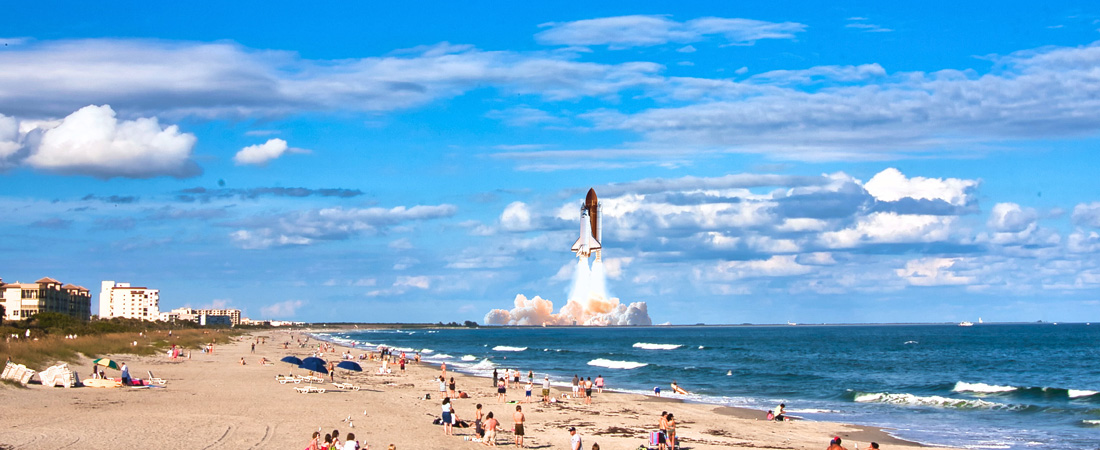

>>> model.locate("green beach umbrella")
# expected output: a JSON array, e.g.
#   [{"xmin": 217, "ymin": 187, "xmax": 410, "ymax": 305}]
[{"xmin": 92, "ymin": 358, "xmax": 121, "ymax": 370}]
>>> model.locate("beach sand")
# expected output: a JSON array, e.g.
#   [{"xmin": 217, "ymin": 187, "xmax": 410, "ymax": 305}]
[{"xmin": 0, "ymin": 330, "xmax": 961, "ymax": 450}]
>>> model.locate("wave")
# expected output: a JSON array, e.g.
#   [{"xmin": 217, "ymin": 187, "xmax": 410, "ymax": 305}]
[
  {"xmin": 1082, "ymin": 420, "xmax": 1100, "ymax": 426},
  {"xmin": 1068, "ymin": 389, "xmax": 1098, "ymax": 399},
  {"xmin": 420, "ymin": 349, "xmax": 434, "ymax": 354},
  {"xmin": 468, "ymin": 359, "xmax": 496, "ymax": 371},
  {"xmin": 461, "ymin": 355, "xmax": 477, "ymax": 361},
  {"xmin": 587, "ymin": 358, "xmax": 648, "ymax": 370},
  {"xmin": 632, "ymin": 342, "xmax": 682, "ymax": 350},
  {"xmin": 953, "ymin": 382, "xmax": 1018, "ymax": 394},
  {"xmin": 854, "ymin": 392, "xmax": 1020, "ymax": 410},
  {"xmin": 492, "ymin": 346, "xmax": 527, "ymax": 352}
]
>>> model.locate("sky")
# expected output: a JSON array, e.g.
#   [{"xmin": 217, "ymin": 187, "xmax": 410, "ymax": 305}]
[{"xmin": 2, "ymin": 1, "xmax": 1100, "ymax": 324}]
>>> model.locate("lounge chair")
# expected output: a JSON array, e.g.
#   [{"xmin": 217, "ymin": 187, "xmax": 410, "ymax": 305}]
[
  {"xmin": 332, "ymin": 382, "xmax": 361, "ymax": 391},
  {"xmin": 147, "ymin": 370, "xmax": 167, "ymax": 385},
  {"xmin": 295, "ymin": 386, "xmax": 326, "ymax": 393},
  {"xmin": 275, "ymin": 374, "xmax": 301, "ymax": 384}
]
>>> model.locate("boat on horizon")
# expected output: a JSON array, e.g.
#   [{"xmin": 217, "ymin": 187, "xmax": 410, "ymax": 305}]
[{"xmin": 958, "ymin": 321, "xmax": 974, "ymax": 327}]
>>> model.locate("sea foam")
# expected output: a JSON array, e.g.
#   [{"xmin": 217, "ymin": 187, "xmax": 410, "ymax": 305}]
[
  {"xmin": 587, "ymin": 358, "xmax": 648, "ymax": 370},
  {"xmin": 854, "ymin": 392, "xmax": 1015, "ymax": 409},
  {"xmin": 953, "ymin": 382, "xmax": 1019, "ymax": 394},
  {"xmin": 493, "ymin": 346, "xmax": 528, "ymax": 352},
  {"xmin": 632, "ymin": 342, "xmax": 681, "ymax": 350},
  {"xmin": 461, "ymin": 355, "xmax": 477, "ymax": 361},
  {"xmin": 1068, "ymin": 389, "xmax": 1098, "ymax": 398}
]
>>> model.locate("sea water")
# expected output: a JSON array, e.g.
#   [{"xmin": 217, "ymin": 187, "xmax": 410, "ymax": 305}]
[{"xmin": 322, "ymin": 324, "xmax": 1100, "ymax": 449}]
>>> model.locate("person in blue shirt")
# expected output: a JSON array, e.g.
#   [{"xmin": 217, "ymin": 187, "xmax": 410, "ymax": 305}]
[{"xmin": 120, "ymin": 362, "xmax": 131, "ymax": 385}]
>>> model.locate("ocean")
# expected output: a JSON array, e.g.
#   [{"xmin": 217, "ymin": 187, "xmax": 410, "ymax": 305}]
[{"xmin": 320, "ymin": 323, "xmax": 1100, "ymax": 449}]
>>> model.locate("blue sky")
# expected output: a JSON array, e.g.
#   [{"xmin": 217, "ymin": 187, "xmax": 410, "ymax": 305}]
[{"xmin": 2, "ymin": 1, "xmax": 1100, "ymax": 324}]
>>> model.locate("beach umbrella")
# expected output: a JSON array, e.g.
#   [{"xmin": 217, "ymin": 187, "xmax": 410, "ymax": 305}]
[
  {"xmin": 299, "ymin": 357, "xmax": 328, "ymax": 374},
  {"xmin": 280, "ymin": 356, "xmax": 303, "ymax": 366},
  {"xmin": 92, "ymin": 358, "xmax": 120, "ymax": 370},
  {"xmin": 336, "ymin": 361, "xmax": 362, "ymax": 372}
]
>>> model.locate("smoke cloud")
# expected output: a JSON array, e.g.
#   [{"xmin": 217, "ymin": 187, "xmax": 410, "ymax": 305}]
[{"xmin": 485, "ymin": 258, "xmax": 652, "ymax": 326}]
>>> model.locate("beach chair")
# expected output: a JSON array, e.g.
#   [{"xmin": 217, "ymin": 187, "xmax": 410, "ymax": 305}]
[
  {"xmin": 332, "ymin": 382, "xmax": 361, "ymax": 391},
  {"xmin": 146, "ymin": 370, "xmax": 167, "ymax": 385},
  {"xmin": 275, "ymin": 375, "xmax": 301, "ymax": 384},
  {"xmin": 295, "ymin": 386, "xmax": 326, "ymax": 394}
]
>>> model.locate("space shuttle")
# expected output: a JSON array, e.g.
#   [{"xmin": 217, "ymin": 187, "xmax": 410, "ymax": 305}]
[{"xmin": 571, "ymin": 188, "xmax": 602, "ymax": 262}]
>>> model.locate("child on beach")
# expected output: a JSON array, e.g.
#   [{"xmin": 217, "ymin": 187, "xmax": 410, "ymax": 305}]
[{"xmin": 525, "ymin": 380, "xmax": 533, "ymax": 403}]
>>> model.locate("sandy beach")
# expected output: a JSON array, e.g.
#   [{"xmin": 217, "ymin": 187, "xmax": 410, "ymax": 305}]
[{"xmin": 0, "ymin": 330, "xmax": 963, "ymax": 450}]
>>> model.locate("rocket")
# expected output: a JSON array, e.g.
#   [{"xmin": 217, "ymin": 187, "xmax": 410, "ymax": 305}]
[{"xmin": 571, "ymin": 188, "xmax": 602, "ymax": 261}]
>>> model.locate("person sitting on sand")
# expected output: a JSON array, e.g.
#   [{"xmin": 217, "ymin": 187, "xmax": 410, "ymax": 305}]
[
  {"xmin": 484, "ymin": 411, "xmax": 499, "ymax": 446},
  {"xmin": 866, "ymin": 442, "xmax": 879, "ymax": 450},
  {"xmin": 766, "ymin": 410, "xmax": 774, "ymax": 421},
  {"xmin": 331, "ymin": 429, "xmax": 341, "ymax": 450},
  {"xmin": 827, "ymin": 437, "xmax": 848, "ymax": 450},
  {"xmin": 240, "ymin": 357, "xmax": 246, "ymax": 365},
  {"xmin": 774, "ymin": 403, "xmax": 787, "ymax": 421},
  {"xmin": 307, "ymin": 431, "xmax": 321, "ymax": 450},
  {"xmin": 342, "ymin": 432, "xmax": 359, "ymax": 450}
]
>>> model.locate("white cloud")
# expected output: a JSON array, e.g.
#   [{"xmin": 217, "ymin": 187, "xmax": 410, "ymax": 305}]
[
  {"xmin": 234, "ymin": 138, "xmax": 305, "ymax": 165},
  {"xmin": 261, "ymin": 300, "xmax": 304, "ymax": 318},
  {"xmin": 535, "ymin": 15, "xmax": 806, "ymax": 48},
  {"xmin": 21, "ymin": 105, "xmax": 198, "ymax": 178},
  {"xmin": 896, "ymin": 258, "xmax": 974, "ymax": 286},
  {"xmin": 705, "ymin": 255, "xmax": 812, "ymax": 280},
  {"xmin": 863, "ymin": 168, "xmax": 977, "ymax": 206},
  {"xmin": 1072, "ymin": 202, "xmax": 1100, "ymax": 228},
  {"xmin": 820, "ymin": 212, "xmax": 956, "ymax": 248},
  {"xmin": 395, "ymin": 275, "xmax": 431, "ymax": 289},
  {"xmin": 987, "ymin": 203, "xmax": 1038, "ymax": 233},
  {"xmin": 230, "ymin": 204, "xmax": 457, "ymax": 249},
  {"xmin": 500, "ymin": 201, "xmax": 534, "ymax": 231},
  {"xmin": 677, "ymin": 45, "xmax": 697, "ymax": 53},
  {"xmin": 0, "ymin": 114, "xmax": 19, "ymax": 162}
]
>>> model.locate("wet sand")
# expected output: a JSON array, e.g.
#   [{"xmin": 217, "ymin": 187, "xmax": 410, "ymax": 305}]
[{"xmin": 0, "ymin": 330, "xmax": 960, "ymax": 449}]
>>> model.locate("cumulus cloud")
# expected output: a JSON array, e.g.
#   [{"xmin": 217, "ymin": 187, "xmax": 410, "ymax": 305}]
[
  {"xmin": 988, "ymin": 203, "xmax": 1038, "ymax": 233},
  {"xmin": 1072, "ymin": 202, "xmax": 1100, "ymax": 228},
  {"xmin": 230, "ymin": 204, "xmax": 457, "ymax": 249},
  {"xmin": 896, "ymin": 258, "xmax": 974, "ymax": 286},
  {"xmin": 864, "ymin": 168, "xmax": 978, "ymax": 206},
  {"xmin": 261, "ymin": 300, "xmax": 304, "ymax": 318},
  {"xmin": 535, "ymin": 15, "xmax": 806, "ymax": 48},
  {"xmin": 500, "ymin": 201, "xmax": 534, "ymax": 231},
  {"xmin": 234, "ymin": 138, "xmax": 307, "ymax": 165},
  {"xmin": 15, "ymin": 105, "xmax": 199, "ymax": 178}
]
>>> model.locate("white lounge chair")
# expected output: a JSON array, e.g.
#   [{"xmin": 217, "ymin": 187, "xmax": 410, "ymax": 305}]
[
  {"xmin": 147, "ymin": 370, "xmax": 167, "ymax": 385},
  {"xmin": 295, "ymin": 386, "xmax": 326, "ymax": 393}
]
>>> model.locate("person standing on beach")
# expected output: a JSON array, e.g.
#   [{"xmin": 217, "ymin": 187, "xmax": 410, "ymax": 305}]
[
  {"xmin": 492, "ymin": 368, "xmax": 498, "ymax": 387},
  {"xmin": 328, "ymin": 361, "xmax": 336, "ymax": 382},
  {"xmin": 438, "ymin": 376, "xmax": 447, "ymax": 397},
  {"xmin": 513, "ymin": 369, "xmax": 520, "ymax": 389},
  {"xmin": 568, "ymin": 427, "xmax": 582, "ymax": 450},
  {"xmin": 595, "ymin": 375, "xmax": 604, "ymax": 393},
  {"xmin": 448, "ymin": 377, "xmax": 457, "ymax": 399},
  {"xmin": 474, "ymin": 403, "xmax": 485, "ymax": 439},
  {"xmin": 584, "ymin": 377, "xmax": 593, "ymax": 405},
  {"xmin": 497, "ymin": 376, "xmax": 507, "ymax": 403},
  {"xmin": 658, "ymin": 412, "xmax": 668, "ymax": 450},
  {"xmin": 441, "ymin": 362, "xmax": 447, "ymax": 377},
  {"xmin": 250, "ymin": 342, "xmax": 255, "ymax": 353},
  {"xmin": 542, "ymin": 375, "xmax": 551, "ymax": 404},
  {"xmin": 441, "ymin": 398, "xmax": 454, "ymax": 436},
  {"xmin": 513, "ymin": 405, "xmax": 526, "ymax": 448},
  {"xmin": 120, "ymin": 362, "xmax": 131, "ymax": 386},
  {"xmin": 524, "ymin": 379, "xmax": 533, "ymax": 403},
  {"xmin": 572, "ymin": 374, "xmax": 580, "ymax": 398},
  {"xmin": 666, "ymin": 413, "xmax": 677, "ymax": 449}
]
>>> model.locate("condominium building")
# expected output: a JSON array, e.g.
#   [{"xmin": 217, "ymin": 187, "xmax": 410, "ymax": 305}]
[
  {"xmin": 99, "ymin": 281, "xmax": 161, "ymax": 321},
  {"xmin": 0, "ymin": 277, "xmax": 92, "ymax": 321},
  {"xmin": 160, "ymin": 307, "xmax": 241, "ymax": 326}
]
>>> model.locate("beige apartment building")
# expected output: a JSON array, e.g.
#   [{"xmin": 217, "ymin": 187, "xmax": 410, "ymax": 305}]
[
  {"xmin": 0, "ymin": 277, "xmax": 92, "ymax": 321},
  {"xmin": 99, "ymin": 281, "xmax": 161, "ymax": 321}
]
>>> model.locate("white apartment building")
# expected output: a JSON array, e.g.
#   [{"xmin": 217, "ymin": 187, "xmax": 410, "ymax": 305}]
[{"xmin": 99, "ymin": 281, "xmax": 160, "ymax": 320}]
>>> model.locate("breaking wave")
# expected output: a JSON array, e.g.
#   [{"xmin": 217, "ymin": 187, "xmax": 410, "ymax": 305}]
[
  {"xmin": 633, "ymin": 342, "xmax": 681, "ymax": 350},
  {"xmin": 1068, "ymin": 390, "xmax": 1098, "ymax": 399},
  {"xmin": 587, "ymin": 358, "xmax": 648, "ymax": 370},
  {"xmin": 493, "ymin": 346, "xmax": 528, "ymax": 352},
  {"xmin": 461, "ymin": 355, "xmax": 477, "ymax": 361},
  {"xmin": 854, "ymin": 392, "xmax": 1020, "ymax": 410},
  {"xmin": 953, "ymin": 382, "xmax": 1018, "ymax": 394}
]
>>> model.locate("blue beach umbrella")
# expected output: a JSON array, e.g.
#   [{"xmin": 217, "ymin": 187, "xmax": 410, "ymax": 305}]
[
  {"xmin": 280, "ymin": 356, "xmax": 303, "ymax": 366},
  {"xmin": 299, "ymin": 357, "xmax": 328, "ymax": 374},
  {"xmin": 336, "ymin": 361, "xmax": 362, "ymax": 372}
]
